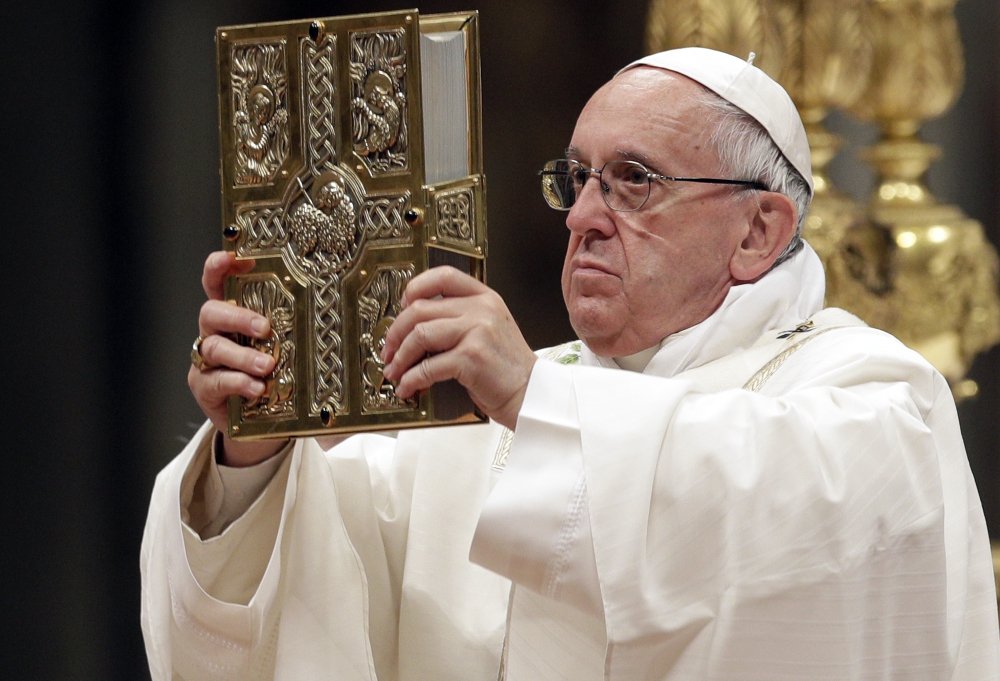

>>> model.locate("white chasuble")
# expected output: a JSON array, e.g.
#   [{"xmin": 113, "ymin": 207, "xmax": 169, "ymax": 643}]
[{"xmin": 142, "ymin": 244, "xmax": 999, "ymax": 680}]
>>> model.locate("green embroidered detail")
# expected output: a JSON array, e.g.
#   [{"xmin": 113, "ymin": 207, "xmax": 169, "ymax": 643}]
[{"xmin": 545, "ymin": 340, "xmax": 582, "ymax": 365}]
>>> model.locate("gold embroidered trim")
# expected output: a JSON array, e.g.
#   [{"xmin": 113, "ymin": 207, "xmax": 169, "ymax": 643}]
[{"xmin": 742, "ymin": 326, "xmax": 841, "ymax": 392}]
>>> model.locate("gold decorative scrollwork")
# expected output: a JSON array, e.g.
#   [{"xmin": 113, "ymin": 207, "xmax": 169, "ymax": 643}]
[
  {"xmin": 349, "ymin": 29, "xmax": 409, "ymax": 175},
  {"xmin": 236, "ymin": 206, "xmax": 287, "ymax": 254},
  {"xmin": 312, "ymin": 273, "xmax": 347, "ymax": 416},
  {"xmin": 358, "ymin": 266, "xmax": 417, "ymax": 413},
  {"xmin": 238, "ymin": 277, "xmax": 296, "ymax": 419},
  {"xmin": 435, "ymin": 188, "xmax": 475, "ymax": 245},
  {"xmin": 363, "ymin": 195, "xmax": 411, "ymax": 242},
  {"xmin": 646, "ymin": 0, "xmax": 768, "ymax": 71},
  {"xmin": 284, "ymin": 171, "xmax": 365, "ymax": 418},
  {"xmin": 301, "ymin": 34, "xmax": 338, "ymax": 175},
  {"xmin": 218, "ymin": 10, "xmax": 487, "ymax": 438},
  {"xmin": 231, "ymin": 41, "xmax": 290, "ymax": 186}
]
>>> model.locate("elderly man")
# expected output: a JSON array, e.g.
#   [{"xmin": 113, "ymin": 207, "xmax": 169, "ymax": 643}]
[{"xmin": 141, "ymin": 48, "xmax": 999, "ymax": 680}]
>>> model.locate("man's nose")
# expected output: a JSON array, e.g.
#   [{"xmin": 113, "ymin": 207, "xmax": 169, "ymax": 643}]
[{"xmin": 565, "ymin": 174, "xmax": 615, "ymax": 237}]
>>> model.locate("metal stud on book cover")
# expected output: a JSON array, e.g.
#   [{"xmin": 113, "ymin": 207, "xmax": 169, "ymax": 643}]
[{"xmin": 216, "ymin": 9, "xmax": 487, "ymax": 439}]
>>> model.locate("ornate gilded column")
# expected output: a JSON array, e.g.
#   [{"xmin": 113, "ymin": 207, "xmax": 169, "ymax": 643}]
[{"xmin": 844, "ymin": 0, "xmax": 1000, "ymax": 397}]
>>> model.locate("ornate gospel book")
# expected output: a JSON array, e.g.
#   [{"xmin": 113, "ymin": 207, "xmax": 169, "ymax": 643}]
[{"xmin": 216, "ymin": 9, "xmax": 487, "ymax": 439}]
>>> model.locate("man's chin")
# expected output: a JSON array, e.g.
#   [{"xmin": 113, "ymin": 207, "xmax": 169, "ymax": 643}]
[{"xmin": 569, "ymin": 306, "xmax": 622, "ymax": 352}]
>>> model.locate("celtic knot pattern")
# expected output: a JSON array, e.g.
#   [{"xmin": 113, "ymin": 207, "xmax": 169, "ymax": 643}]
[
  {"xmin": 301, "ymin": 35, "xmax": 337, "ymax": 175},
  {"xmin": 435, "ymin": 188, "xmax": 475, "ymax": 245},
  {"xmin": 312, "ymin": 274, "xmax": 346, "ymax": 415},
  {"xmin": 236, "ymin": 206, "xmax": 288, "ymax": 255},
  {"xmin": 218, "ymin": 14, "xmax": 485, "ymax": 437},
  {"xmin": 362, "ymin": 195, "xmax": 410, "ymax": 242}
]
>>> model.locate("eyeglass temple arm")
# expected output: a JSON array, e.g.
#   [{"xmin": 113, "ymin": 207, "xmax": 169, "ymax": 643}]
[{"xmin": 660, "ymin": 175, "xmax": 768, "ymax": 190}]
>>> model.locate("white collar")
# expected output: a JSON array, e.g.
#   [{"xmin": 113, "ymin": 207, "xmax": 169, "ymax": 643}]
[{"xmin": 586, "ymin": 242, "xmax": 826, "ymax": 378}]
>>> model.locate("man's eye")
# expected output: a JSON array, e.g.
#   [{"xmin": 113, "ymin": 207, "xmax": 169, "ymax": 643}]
[
  {"xmin": 623, "ymin": 168, "xmax": 647, "ymax": 186},
  {"xmin": 570, "ymin": 168, "xmax": 589, "ymax": 185}
]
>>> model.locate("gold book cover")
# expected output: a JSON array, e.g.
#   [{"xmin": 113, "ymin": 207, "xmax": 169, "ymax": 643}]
[{"xmin": 216, "ymin": 9, "xmax": 487, "ymax": 440}]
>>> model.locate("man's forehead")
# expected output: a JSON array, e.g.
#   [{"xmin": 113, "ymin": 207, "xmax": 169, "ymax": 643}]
[
  {"xmin": 569, "ymin": 78, "xmax": 719, "ymax": 172},
  {"xmin": 585, "ymin": 68, "xmax": 712, "ymax": 124},
  {"xmin": 574, "ymin": 71, "xmax": 714, "ymax": 144},
  {"xmin": 602, "ymin": 66, "xmax": 701, "ymax": 98},
  {"xmin": 613, "ymin": 47, "xmax": 814, "ymax": 193}
]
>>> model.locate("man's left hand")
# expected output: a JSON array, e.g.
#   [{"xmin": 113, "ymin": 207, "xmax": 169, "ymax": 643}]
[{"xmin": 381, "ymin": 266, "xmax": 537, "ymax": 430}]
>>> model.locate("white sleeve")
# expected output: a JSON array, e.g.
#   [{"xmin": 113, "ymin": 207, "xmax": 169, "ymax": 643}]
[
  {"xmin": 141, "ymin": 422, "xmax": 400, "ymax": 680},
  {"xmin": 183, "ymin": 430, "xmax": 293, "ymax": 540},
  {"xmin": 471, "ymin": 327, "xmax": 995, "ymax": 674},
  {"xmin": 468, "ymin": 358, "xmax": 603, "ymax": 615}
]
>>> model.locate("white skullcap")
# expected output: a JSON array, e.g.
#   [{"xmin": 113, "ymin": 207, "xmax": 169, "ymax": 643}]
[{"xmin": 618, "ymin": 47, "xmax": 813, "ymax": 195}]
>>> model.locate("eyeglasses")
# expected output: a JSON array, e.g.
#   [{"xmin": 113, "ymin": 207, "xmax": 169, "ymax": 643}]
[{"xmin": 539, "ymin": 158, "xmax": 768, "ymax": 212}]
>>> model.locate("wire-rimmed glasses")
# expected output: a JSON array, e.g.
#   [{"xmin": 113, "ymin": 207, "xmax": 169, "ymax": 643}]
[{"xmin": 539, "ymin": 158, "xmax": 768, "ymax": 212}]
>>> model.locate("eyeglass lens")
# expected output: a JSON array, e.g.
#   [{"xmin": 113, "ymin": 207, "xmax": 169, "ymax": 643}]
[{"xmin": 541, "ymin": 159, "xmax": 652, "ymax": 212}]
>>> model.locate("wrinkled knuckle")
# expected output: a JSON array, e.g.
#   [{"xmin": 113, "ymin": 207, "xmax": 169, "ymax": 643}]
[
  {"xmin": 413, "ymin": 321, "xmax": 431, "ymax": 347},
  {"xmin": 201, "ymin": 335, "xmax": 221, "ymax": 362},
  {"xmin": 408, "ymin": 299, "xmax": 430, "ymax": 317},
  {"xmin": 462, "ymin": 345, "xmax": 487, "ymax": 373},
  {"xmin": 211, "ymin": 372, "xmax": 227, "ymax": 398},
  {"xmin": 419, "ymin": 357, "xmax": 434, "ymax": 384},
  {"xmin": 199, "ymin": 299, "xmax": 215, "ymax": 322},
  {"xmin": 223, "ymin": 304, "xmax": 243, "ymax": 328}
]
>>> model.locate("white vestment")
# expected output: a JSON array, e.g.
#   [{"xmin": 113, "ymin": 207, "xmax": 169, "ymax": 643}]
[{"xmin": 141, "ymin": 244, "xmax": 999, "ymax": 680}]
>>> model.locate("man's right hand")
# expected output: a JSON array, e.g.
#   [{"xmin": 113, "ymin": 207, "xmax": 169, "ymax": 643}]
[{"xmin": 188, "ymin": 251, "xmax": 288, "ymax": 466}]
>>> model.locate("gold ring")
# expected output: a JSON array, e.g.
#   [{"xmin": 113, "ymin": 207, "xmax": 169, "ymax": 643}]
[{"xmin": 191, "ymin": 335, "xmax": 210, "ymax": 371}]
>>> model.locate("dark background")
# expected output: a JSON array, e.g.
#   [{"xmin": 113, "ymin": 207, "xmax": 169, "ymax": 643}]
[{"xmin": 6, "ymin": 1, "xmax": 998, "ymax": 678}]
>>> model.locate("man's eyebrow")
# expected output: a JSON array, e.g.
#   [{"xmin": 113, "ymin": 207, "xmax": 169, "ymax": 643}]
[
  {"xmin": 618, "ymin": 149, "xmax": 655, "ymax": 166},
  {"xmin": 618, "ymin": 149, "xmax": 669, "ymax": 174},
  {"xmin": 564, "ymin": 147, "xmax": 668, "ymax": 173}
]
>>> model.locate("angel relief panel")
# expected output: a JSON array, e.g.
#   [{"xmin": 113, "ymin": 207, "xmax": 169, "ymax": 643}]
[{"xmin": 230, "ymin": 41, "xmax": 290, "ymax": 186}]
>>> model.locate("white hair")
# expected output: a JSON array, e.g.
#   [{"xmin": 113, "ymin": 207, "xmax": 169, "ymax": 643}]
[{"xmin": 692, "ymin": 90, "xmax": 812, "ymax": 267}]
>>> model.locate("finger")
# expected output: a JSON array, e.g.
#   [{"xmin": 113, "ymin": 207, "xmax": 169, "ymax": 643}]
[
  {"xmin": 202, "ymin": 251, "xmax": 256, "ymax": 300},
  {"xmin": 383, "ymin": 317, "xmax": 467, "ymax": 384},
  {"xmin": 197, "ymin": 333, "xmax": 276, "ymax": 377},
  {"xmin": 189, "ymin": 366, "xmax": 268, "ymax": 405},
  {"xmin": 381, "ymin": 296, "xmax": 465, "ymax": 365},
  {"xmin": 393, "ymin": 351, "xmax": 463, "ymax": 400},
  {"xmin": 199, "ymin": 299, "xmax": 271, "ymax": 339},
  {"xmin": 399, "ymin": 265, "xmax": 485, "ymax": 309}
]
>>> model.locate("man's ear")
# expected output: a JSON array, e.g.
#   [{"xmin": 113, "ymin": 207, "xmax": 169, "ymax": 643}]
[{"xmin": 729, "ymin": 191, "xmax": 797, "ymax": 282}]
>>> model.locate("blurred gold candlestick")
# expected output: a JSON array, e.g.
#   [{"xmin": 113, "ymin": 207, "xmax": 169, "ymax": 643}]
[{"xmin": 845, "ymin": 0, "xmax": 1000, "ymax": 395}]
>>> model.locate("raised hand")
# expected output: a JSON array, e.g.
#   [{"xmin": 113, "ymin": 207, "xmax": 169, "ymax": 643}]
[
  {"xmin": 188, "ymin": 251, "xmax": 287, "ymax": 465},
  {"xmin": 381, "ymin": 266, "xmax": 537, "ymax": 430}
]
